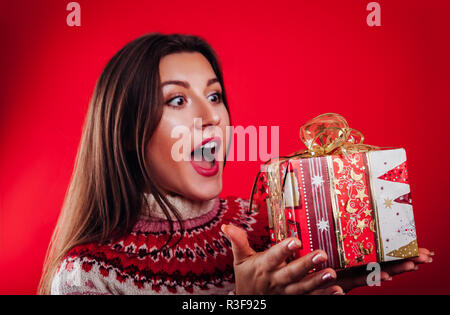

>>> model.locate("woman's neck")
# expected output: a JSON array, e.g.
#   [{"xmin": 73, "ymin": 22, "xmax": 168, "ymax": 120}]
[{"xmin": 141, "ymin": 192, "xmax": 217, "ymax": 221}]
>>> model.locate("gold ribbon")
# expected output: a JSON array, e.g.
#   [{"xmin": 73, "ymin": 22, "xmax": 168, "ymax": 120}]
[{"xmin": 248, "ymin": 113, "xmax": 380, "ymax": 213}]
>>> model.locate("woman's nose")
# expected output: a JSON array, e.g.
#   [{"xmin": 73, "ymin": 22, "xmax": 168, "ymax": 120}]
[{"xmin": 193, "ymin": 97, "xmax": 220, "ymax": 129}]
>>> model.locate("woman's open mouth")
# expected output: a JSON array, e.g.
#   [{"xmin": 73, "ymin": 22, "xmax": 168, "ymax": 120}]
[{"xmin": 190, "ymin": 137, "xmax": 221, "ymax": 177}]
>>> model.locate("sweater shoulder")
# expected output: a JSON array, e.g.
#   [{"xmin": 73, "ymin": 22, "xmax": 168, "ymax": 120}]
[{"xmin": 51, "ymin": 249, "xmax": 113, "ymax": 295}]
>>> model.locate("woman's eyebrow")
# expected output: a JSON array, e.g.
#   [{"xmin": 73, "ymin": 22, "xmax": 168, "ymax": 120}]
[
  {"xmin": 160, "ymin": 80, "xmax": 190, "ymax": 88},
  {"xmin": 160, "ymin": 78, "xmax": 219, "ymax": 88},
  {"xmin": 207, "ymin": 78, "xmax": 219, "ymax": 86}
]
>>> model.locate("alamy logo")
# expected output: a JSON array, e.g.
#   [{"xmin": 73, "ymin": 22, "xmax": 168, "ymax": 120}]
[
  {"xmin": 170, "ymin": 119, "xmax": 279, "ymax": 163},
  {"xmin": 366, "ymin": 262, "xmax": 381, "ymax": 286},
  {"xmin": 366, "ymin": 2, "xmax": 381, "ymax": 27},
  {"xmin": 66, "ymin": 2, "xmax": 81, "ymax": 27}
]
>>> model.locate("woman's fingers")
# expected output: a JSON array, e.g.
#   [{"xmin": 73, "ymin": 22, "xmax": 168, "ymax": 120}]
[
  {"xmin": 411, "ymin": 248, "xmax": 434, "ymax": 264},
  {"xmin": 382, "ymin": 260, "xmax": 417, "ymax": 277},
  {"xmin": 336, "ymin": 269, "xmax": 390, "ymax": 292},
  {"xmin": 272, "ymin": 250, "xmax": 329, "ymax": 287},
  {"xmin": 262, "ymin": 237, "xmax": 302, "ymax": 271},
  {"xmin": 283, "ymin": 268, "xmax": 336, "ymax": 295},
  {"xmin": 382, "ymin": 248, "xmax": 434, "ymax": 276},
  {"xmin": 308, "ymin": 285, "xmax": 345, "ymax": 295},
  {"xmin": 333, "ymin": 248, "xmax": 434, "ymax": 293},
  {"xmin": 221, "ymin": 224, "xmax": 256, "ymax": 265}
]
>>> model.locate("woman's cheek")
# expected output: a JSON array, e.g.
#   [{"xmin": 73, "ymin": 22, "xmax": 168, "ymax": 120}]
[{"xmin": 157, "ymin": 111, "xmax": 195, "ymax": 169}]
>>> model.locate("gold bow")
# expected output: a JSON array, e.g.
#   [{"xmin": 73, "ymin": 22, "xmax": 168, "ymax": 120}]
[{"xmin": 248, "ymin": 113, "xmax": 380, "ymax": 212}]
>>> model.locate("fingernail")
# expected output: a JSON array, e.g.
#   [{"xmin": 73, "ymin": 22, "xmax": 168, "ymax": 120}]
[
  {"xmin": 321, "ymin": 272, "xmax": 334, "ymax": 282},
  {"xmin": 427, "ymin": 257, "xmax": 433, "ymax": 263},
  {"xmin": 414, "ymin": 265, "xmax": 419, "ymax": 271},
  {"xmin": 287, "ymin": 239, "xmax": 300, "ymax": 250},
  {"xmin": 386, "ymin": 277, "xmax": 393, "ymax": 281},
  {"xmin": 312, "ymin": 253, "xmax": 325, "ymax": 264},
  {"xmin": 332, "ymin": 291, "xmax": 345, "ymax": 295},
  {"xmin": 429, "ymin": 251, "xmax": 435, "ymax": 257},
  {"xmin": 221, "ymin": 224, "xmax": 227, "ymax": 233}
]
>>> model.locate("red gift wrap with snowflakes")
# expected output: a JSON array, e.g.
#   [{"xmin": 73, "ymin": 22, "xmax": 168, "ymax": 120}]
[{"xmin": 254, "ymin": 148, "xmax": 419, "ymax": 270}]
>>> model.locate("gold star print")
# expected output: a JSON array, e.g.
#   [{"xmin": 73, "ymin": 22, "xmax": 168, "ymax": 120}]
[
  {"xmin": 363, "ymin": 208, "xmax": 373, "ymax": 217},
  {"xmin": 355, "ymin": 188, "xmax": 368, "ymax": 202},
  {"xmin": 356, "ymin": 219, "xmax": 368, "ymax": 232},
  {"xmin": 383, "ymin": 198, "xmax": 393, "ymax": 208}
]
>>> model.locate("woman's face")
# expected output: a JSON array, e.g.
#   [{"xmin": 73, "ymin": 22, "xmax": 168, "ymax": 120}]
[{"xmin": 146, "ymin": 52, "xmax": 230, "ymax": 201}]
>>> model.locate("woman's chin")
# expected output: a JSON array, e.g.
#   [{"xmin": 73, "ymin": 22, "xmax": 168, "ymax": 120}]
[
  {"xmin": 179, "ymin": 162, "xmax": 223, "ymax": 200},
  {"xmin": 183, "ymin": 177, "xmax": 222, "ymax": 201}
]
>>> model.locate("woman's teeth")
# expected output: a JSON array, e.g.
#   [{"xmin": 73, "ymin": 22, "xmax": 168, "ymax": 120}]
[{"xmin": 192, "ymin": 141, "xmax": 217, "ymax": 166}]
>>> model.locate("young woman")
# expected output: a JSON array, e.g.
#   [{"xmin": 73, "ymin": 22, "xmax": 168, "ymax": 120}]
[{"xmin": 38, "ymin": 33, "xmax": 433, "ymax": 295}]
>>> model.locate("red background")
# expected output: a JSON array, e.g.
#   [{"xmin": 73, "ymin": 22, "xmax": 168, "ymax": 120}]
[{"xmin": 1, "ymin": 0, "xmax": 449, "ymax": 294}]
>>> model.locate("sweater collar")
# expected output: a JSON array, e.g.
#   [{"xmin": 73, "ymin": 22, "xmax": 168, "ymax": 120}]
[{"xmin": 141, "ymin": 192, "xmax": 218, "ymax": 221}]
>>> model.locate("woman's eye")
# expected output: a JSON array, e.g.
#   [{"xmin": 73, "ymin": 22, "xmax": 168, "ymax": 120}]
[
  {"xmin": 166, "ymin": 96, "xmax": 186, "ymax": 107},
  {"xmin": 208, "ymin": 92, "xmax": 222, "ymax": 103}
]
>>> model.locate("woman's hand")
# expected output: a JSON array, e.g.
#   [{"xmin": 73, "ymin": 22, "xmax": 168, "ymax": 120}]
[
  {"xmin": 221, "ymin": 224, "xmax": 344, "ymax": 295},
  {"xmin": 335, "ymin": 248, "xmax": 434, "ymax": 293}
]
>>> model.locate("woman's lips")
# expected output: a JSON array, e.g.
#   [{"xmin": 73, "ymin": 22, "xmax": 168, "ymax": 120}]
[
  {"xmin": 190, "ymin": 137, "xmax": 221, "ymax": 177},
  {"xmin": 191, "ymin": 136, "xmax": 221, "ymax": 154},
  {"xmin": 190, "ymin": 158, "xmax": 219, "ymax": 177}
]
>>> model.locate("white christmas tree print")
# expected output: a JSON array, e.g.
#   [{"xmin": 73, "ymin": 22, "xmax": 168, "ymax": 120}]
[
  {"xmin": 317, "ymin": 218, "xmax": 329, "ymax": 233},
  {"xmin": 311, "ymin": 175, "xmax": 324, "ymax": 187}
]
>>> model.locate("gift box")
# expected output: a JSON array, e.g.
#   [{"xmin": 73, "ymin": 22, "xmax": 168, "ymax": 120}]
[{"xmin": 250, "ymin": 113, "xmax": 419, "ymax": 270}]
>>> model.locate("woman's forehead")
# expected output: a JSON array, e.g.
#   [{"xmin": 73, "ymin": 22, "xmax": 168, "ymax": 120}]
[{"xmin": 159, "ymin": 52, "xmax": 216, "ymax": 83}]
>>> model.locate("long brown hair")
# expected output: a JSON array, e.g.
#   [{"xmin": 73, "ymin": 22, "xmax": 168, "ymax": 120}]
[{"xmin": 38, "ymin": 33, "xmax": 230, "ymax": 294}]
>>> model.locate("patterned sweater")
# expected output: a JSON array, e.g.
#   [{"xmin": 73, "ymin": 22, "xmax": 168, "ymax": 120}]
[{"xmin": 51, "ymin": 195, "xmax": 270, "ymax": 295}]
